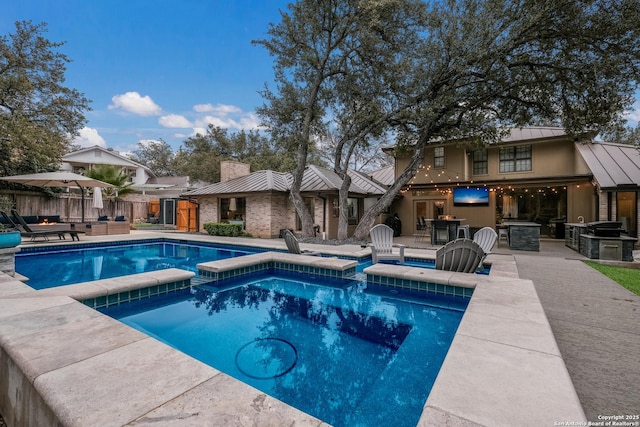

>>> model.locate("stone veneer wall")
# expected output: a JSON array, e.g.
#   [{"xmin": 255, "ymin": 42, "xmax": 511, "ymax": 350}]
[
  {"xmin": 314, "ymin": 198, "xmax": 325, "ymax": 232},
  {"xmin": 196, "ymin": 193, "xmax": 327, "ymax": 239},
  {"xmin": 198, "ymin": 195, "xmax": 219, "ymax": 232},
  {"xmin": 220, "ymin": 161, "xmax": 250, "ymax": 182},
  {"xmin": 597, "ymin": 191, "xmax": 640, "ymax": 248},
  {"xmin": 598, "ymin": 192, "xmax": 608, "ymax": 222},
  {"xmin": 245, "ymin": 193, "xmax": 292, "ymax": 238}
]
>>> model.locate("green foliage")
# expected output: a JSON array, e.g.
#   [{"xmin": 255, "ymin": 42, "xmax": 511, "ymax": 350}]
[
  {"xmin": 585, "ymin": 261, "xmax": 640, "ymax": 296},
  {"xmin": 173, "ymin": 125, "xmax": 298, "ymax": 183},
  {"xmin": 128, "ymin": 139, "xmax": 177, "ymax": 176},
  {"xmin": 0, "ymin": 195, "xmax": 14, "ymax": 213},
  {"xmin": 0, "ymin": 21, "xmax": 90, "ymax": 179},
  {"xmin": 254, "ymin": 0, "xmax": 640, "ymax": 239},
  {"xmin": 83, "ymin": 164, "xmax": 135, "ymax": 199},
  {"xmin": 203, "ymin": 222, "xmax": 245, "ymax": 237},
  {"xmin": 600, "ymin": 123, "xmax": 640, "ymax": 147}
]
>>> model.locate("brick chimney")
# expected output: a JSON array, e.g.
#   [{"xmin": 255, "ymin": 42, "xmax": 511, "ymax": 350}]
[{"xmin": 220, "ymin": 160, "xmax": 250, "ymax": 182}]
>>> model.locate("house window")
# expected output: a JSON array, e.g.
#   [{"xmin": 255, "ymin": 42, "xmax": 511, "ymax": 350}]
[
  {"xmin": 472, "ymin": 149, "xmax": 488, "ymax": 175},
  {"xmin": 499, "ymin": 145, "xmax": 531, "ymax": 173},
  {"xmin": 221, "ymin": 197, "xmax": 245, "ymax": 220},
  {"xmin": 434, "ymin": 146, "xmax": 445, "ymax": 168}
]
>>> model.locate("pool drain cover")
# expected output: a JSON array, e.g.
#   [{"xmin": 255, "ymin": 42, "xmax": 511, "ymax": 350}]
[{"xmin": 235, "ymin": 338, "xmax": 297, "ymax": 379}]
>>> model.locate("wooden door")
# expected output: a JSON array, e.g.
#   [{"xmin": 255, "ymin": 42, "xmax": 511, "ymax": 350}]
[{"xmin": 176, "ymin": 200, "xmax": 198, "ymax": 231}]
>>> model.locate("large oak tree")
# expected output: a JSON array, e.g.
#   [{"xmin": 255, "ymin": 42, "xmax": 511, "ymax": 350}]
[
  {"xmin": 0, "ymin": 21, "xmax": 90, "ymax": 178},
  {"xmin": 256, "ymin": 0, "xmax": 640, "ymax": 239}
]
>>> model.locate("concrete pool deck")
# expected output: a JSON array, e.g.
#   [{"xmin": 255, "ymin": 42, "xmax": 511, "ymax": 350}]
[{"xmin": 1, "ymin": 231, "xmax": 638, "ymax": 425}]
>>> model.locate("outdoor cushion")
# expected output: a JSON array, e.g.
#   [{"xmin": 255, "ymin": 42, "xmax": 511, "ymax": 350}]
[
  {"xmin": 98, "ymin": 215, "xmax": 108, "ymax": 221},
  {"xmin": 115, "ymin": 215, "xmax": 126, "ymax": 221}
]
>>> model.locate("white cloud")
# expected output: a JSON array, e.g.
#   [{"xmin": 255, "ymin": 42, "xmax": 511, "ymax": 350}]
[
  {"xmin": 191, "ymin": 127, "xmax": 208, "ymax": 136},
  {"xmin": 196, "ymin": 115, "xmax": 241, "ymax": 129},
  {"xmin": 193, "ymin": 103, "xmax": 241, "ymax": 116},
  {"xmin": 158, "ymin": 114, "xmax": 192, "ymax": 128},
  {"xmin": 239, "ymin": 113, "xmax": 262, "ymax": 130},
  {"xmin": 73, "ymin": 127, "xmax": 106, "ymax": 148},
  {"xmin": 109, "ymin": 91, "xmax": 162, "ymax": 116}
]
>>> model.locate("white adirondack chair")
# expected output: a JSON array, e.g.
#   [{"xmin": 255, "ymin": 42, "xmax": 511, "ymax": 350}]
[
  {"xmin": 435, "ymin": 238, "xmax": 485, "ymax": 273},
  {"xmin": 473, "ymin": 227, "xmax": 498, "ymax": 259},
  {"xmin": 369, "ymin": 224, "xmax": 405, "ymax": 264}
]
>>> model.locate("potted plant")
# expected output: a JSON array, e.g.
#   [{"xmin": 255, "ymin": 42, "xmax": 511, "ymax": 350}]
[{"xmin": 0, "ymin": 195, "xmax": 21, "ymax": 248}]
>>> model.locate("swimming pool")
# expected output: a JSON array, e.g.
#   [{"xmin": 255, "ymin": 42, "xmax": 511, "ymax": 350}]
[
  {"xmin": 101, "ymin": 272, "xmax": 467, "ymax": 427},
  {"xmin": 16, "ymin": 239, "xmax": 476, "ymax": 290},
  {"xmin": 15, "ymin": 240, "xmax": 260, "ymax": 290}
]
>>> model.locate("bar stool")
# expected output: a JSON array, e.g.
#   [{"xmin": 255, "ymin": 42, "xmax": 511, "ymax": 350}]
[
  {"xmin": 498, "ymin": 227, "xmax": 509, "ymax": 247},
  {"xmin": 456, "ymin": 224, "xmax": 470, "ymax": 239}
]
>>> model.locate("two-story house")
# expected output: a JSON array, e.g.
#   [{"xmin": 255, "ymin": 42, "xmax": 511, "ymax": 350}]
[{"xmin": 388, "ymin": 127, "xmax": 639, "ymax": 243}]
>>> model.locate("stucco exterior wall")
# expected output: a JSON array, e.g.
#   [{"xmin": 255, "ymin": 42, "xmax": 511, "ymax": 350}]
[
  {"xmin": 397, "ymin": 137, "xmax": 586, "ymax": 186},
  {"xmin": 567, "ymin": 183, "xmax": 596, "ymax": 224}
]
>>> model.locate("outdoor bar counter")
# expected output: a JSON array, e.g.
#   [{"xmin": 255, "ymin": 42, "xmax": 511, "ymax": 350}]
[
  {"xmin": 503, "ymin": 221, "xmax": 541, "ymax": 251},
  {"xmin": 429, "ymin": 218, "xmax": 463, "ymax": 245}
]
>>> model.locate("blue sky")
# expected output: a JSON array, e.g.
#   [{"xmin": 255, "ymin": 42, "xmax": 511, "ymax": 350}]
[
  {"xmin": 3, "ymin": 0, "xmax": 290, "ymax": 154},
  {"xmin": 3, "ymin": 1, "xmax": 639, "ymax": 157}
]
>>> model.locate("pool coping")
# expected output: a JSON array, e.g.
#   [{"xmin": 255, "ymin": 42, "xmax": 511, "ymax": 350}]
[{"xmin": 0, "ymin": 237, "xmax": 585, "ymax": 426}]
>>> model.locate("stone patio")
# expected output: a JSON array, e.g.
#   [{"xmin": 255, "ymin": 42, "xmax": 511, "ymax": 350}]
[{"xmin": 1, "ymin": 230, "xmax": 638, "ymax": 426}]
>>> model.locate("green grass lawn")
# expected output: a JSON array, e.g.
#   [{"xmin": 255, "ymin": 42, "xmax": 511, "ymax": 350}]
[{"xmin": 584, "ymin": 261, "xmax": 640, "ymax": 296}]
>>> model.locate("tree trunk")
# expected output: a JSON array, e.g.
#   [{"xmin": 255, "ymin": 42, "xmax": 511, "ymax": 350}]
[
  {"xmin": 337, "ymin": 175, "xmax": 351, "ymax": 240},
  {"xmin": 353, "ymin": 144, "xmax": 426, "ymax": 240}
]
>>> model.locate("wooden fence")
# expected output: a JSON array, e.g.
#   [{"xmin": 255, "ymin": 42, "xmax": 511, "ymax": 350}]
[{"xmin": 2, "ymin": 191, "xmax": 148, "ymax": 223}]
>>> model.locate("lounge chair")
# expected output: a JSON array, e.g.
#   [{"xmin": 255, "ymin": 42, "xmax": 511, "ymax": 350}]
[
  {"xmin": 435, "ymin": 238, "xmax": 485, "ymax": 273},
  {"xmin": 369, "ymin": 224, "xmax": 405, "ymax": 264},
  {"xmin": 473, "ymin": 226, "xmax": 498, "ymax": 259},
  {"xmin": 283, "ymin": 230, "xmax": 321, "ymax": 256},
  {"xmin": 0, "ymin": 211, "xmax": 19, "ymax": 231},
  {"xmin": 10, "ymin": 209, "xmax": 83, "ymax": 242}
]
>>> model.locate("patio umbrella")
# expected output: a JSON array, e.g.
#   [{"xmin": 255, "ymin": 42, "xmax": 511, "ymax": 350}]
[
  {"xmin": 92, "ymin": 187, "xmax": 104, "ymax": 210},
  {"xmin": 92, "ymin": 255, "xmax": 103, "ymax": 280},
  {"xmin": 0, "ymin": 171, "xmax": 113, "ymax": 222}
]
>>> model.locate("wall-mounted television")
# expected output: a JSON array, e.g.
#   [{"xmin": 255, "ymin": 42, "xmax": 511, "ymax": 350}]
[{"xmin": 453, "ymin": 187, "xmax": 489, "ymax": 206}]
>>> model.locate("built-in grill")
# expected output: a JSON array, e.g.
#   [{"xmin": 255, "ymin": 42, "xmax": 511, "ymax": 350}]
[{"xmin": 586, "ymin": 221, "xmax": 624, "ymax": 237}]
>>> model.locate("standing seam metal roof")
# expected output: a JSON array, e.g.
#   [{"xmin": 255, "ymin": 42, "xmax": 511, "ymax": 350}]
[
  {"xmin": 575, "ymin": 142, "xmax": 640, "ymax": 189},
  {"xmin": 182, "ymin": 170, "xmax": 290, "ymax": 196},
  {"xmin": 182, "ymin": 166, "xmax": 387, "ymax": 196}
]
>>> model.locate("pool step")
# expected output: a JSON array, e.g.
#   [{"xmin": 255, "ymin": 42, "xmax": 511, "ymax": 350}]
[{"xmin": 190, "ymin": 276, "xmax": 213, "ymax": 287}]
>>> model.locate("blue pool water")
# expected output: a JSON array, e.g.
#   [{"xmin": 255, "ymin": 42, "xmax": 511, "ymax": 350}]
[
  {"xmin": 16, "ymin": 240, "xmax": 475, "ymax": 290},
  {"xmin": 15, "ymin": 241, "xmax": 258, "ymax": 290},
  {"xmin": 101, "ymin": 274, "xmax": 467, "ymax": 426}
]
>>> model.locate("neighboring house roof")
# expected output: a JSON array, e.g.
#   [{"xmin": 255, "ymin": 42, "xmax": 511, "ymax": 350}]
[
  {"xmin": 182, "ymin": 166, "xmax": 387, "ymax": 197},
  {"xmin": 575, "ymin": 141, "xmax": 640, "ymax": 190},
  {"xmin": 62, "ymin": 145, "xmax": 156, "ymax": 177},
  {"xmin": 148, "ymin": 176, "xmax": 190, "ymax": 187},
  {"xmin": 183, "ymin": 170, "xmax": 291, "ymax": 196}
]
